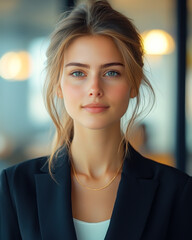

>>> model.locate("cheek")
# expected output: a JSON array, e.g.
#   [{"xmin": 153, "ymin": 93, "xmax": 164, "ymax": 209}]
[
  {"xmin": 63, "ymin": 85, "xmax": 80, "ymax": 99},
  {"xmin": 61, "ymin": 83, "xmax": 83, "ymax": 110},
  {"xmin": 110, "ymin": 85, "xmax": 130, "ymax": 104},
  {"xmin": 109, "ymin": 85, "xmax": 131, "ymax": 118}
]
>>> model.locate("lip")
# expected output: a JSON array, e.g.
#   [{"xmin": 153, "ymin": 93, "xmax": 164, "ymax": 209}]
[
  {"xmin": 82, "ymin": 103, "xmax": 109, "ymax": 113},
  {"xmin": 83, "ymin": 103, "xmax": 109, "ymax": 108}
]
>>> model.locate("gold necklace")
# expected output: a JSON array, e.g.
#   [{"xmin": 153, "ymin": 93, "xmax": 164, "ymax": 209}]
[{"xmin": 70, "ymin": 158, "xmax": 124, "ymax": 191}]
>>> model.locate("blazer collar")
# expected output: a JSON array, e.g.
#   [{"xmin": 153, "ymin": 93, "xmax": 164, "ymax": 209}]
[
  {"xmin": 35, "ymin": 146, "xmax": 76, "ymax": 239},
  {"xmin": 105, "ymin": 145, "xmax": 159, "ymax": 239},
  {"xmin": 35, "ymin": 144, "xmax": 159, "ymax": 240}
]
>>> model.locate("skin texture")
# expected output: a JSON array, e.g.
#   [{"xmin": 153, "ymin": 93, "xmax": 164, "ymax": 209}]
[{"xmin": 58, "ymin": 35, "xmax": 133, "ymax": 222}]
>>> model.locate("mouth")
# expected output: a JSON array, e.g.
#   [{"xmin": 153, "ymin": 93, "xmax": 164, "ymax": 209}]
[{"xmin": 82, "ymin": 103, "xmax": 109, "ymax": 113}]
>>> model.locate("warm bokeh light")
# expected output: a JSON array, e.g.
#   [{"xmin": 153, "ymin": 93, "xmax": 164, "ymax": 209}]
[
  {"xmin": 0, "ymin": 51, "xmax": 31, "ymax": 81},
  {"xmin": 142, "ymin": 30, "xmax": 175, "ymax": 55}
]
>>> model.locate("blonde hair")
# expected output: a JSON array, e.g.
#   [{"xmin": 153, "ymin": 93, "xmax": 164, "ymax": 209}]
[{"xmin": 43, "ymin": 0, "xmax": 154, "ymax": 175}]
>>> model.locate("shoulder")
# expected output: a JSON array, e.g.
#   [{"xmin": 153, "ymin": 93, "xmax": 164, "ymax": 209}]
[
  {"xmin": 128, "ymin": 145, "xmax": 191, "ymax": 189},
  {"xmin": 5, "ymin": 156, "xmax": 47, "ymax": 173},
  {"xmin": 140, "ymin": 155, "xmax": 192, "ymax": 194},
  {"xmin": 0, "ymin": 156, "xmax": 48, "ymax": 185},
  {"xmin": 129, "ymin": 148, "xmax": 192, "ymax": 212},
  {"xmin": 147, "ymin": 156, "xmax": 189, "ymax": 179},
  {"xmin": 142, "ymin": 158, "xmax": 192, "ymax": 238},
  {"xmin": 143, "ymin": 154, "xmax": 189, "ymax": 177}
]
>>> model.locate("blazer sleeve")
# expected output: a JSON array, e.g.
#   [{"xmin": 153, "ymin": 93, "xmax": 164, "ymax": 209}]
[
  {"xmin": 167, "ymin": 176, "xmax": 192, "ymax": 239},
  {"xmin": 0, "ymin": 169, "xmax": 22, "ymax": 240}
]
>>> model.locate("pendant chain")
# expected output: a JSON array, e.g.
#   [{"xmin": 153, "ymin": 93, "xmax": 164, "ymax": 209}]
[{"xmin": 70, "ymin": 156, "xmax": 124, "ymax": 191}]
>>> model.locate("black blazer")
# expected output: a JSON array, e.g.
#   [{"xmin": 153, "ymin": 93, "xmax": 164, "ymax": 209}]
[{"xmin": 0, "ymin": 145, "xmax": 192, "ymax": 240}]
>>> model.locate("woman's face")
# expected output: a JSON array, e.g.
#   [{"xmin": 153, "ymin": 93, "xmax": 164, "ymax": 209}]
[{"xmin": 59, "ymin": 35, "xmax": 132, "ymax": 130}]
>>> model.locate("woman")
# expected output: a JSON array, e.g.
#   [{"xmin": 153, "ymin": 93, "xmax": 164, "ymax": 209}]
[{"xmin": 0, "ymin": 0, "xmax": 192, "ymax": 239}]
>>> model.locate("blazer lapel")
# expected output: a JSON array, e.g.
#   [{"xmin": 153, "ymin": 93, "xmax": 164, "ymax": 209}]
[
  {"xmin": 35, "ymin": 147, "xmax": 77, "ymax": 240},
  {"xmin": 105, "ymin": 146, "xmax": 159, "ymax": 240}
]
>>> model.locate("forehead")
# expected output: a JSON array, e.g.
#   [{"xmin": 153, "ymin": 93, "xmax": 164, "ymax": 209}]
[{"xmin": 63, "ymin": 35, "xmax": 124, "ymax": 64}]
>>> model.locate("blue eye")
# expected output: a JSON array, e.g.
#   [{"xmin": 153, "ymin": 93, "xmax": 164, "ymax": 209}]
[
  {"xmin": 71, "ymin": 71, "xmax": 85, "ymax": 77},
  {"xmin": 105, "ymin": 71, "xmax": 119, "ymax": 77}
]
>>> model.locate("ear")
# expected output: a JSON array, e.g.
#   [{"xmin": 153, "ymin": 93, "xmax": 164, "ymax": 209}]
[{"xmin": 56, "ymin": 86, "xmax": 63, "ymax": 98}]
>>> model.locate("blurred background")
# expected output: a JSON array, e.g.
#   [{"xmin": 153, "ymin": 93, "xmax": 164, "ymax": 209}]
[{"xmin": 0, "ymin": 0, "xmax": 191, "ymax": 174}]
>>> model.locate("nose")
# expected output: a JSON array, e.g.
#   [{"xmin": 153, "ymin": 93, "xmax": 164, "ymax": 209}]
[
  {"xmin": 89, "ymin": 88, "xmax": 103, "ymax": 97},
  {"xmin": 88, "ymin": 76, "xmax": 104, "ymax": 97}
]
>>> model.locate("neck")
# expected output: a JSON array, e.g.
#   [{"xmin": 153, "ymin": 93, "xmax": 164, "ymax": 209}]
[{"xmin": 70, "ymin": 122, "xmax": 124, "ymax": 179}]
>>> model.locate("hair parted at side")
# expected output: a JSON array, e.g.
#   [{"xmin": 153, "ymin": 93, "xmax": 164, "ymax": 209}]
[{"xmin": 43, "ymin": 0, "xmax": 155, "ymax": 176}]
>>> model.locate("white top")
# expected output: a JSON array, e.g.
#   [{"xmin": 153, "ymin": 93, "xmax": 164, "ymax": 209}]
[{"xmin": 73, "ymin": 218, "xmax": 111, "ymax": 240}]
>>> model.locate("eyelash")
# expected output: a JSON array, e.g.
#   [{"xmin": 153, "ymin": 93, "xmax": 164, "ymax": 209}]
[
  {"xmin": 104, "ymin": 71, "xmax": 120, "ymax": 77},
  {"xmin": 70, "ymin": 70, "xmax": 120, "ymax": 78},
  {"xmin": 70, "ymin": 71, "xmax": 86, "ymax": 77}
]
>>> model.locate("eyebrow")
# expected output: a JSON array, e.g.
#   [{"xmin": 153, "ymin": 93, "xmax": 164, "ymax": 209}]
[{"xmin": 64, "ymin": 62, "xmax": 124, "ymax": 68}]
